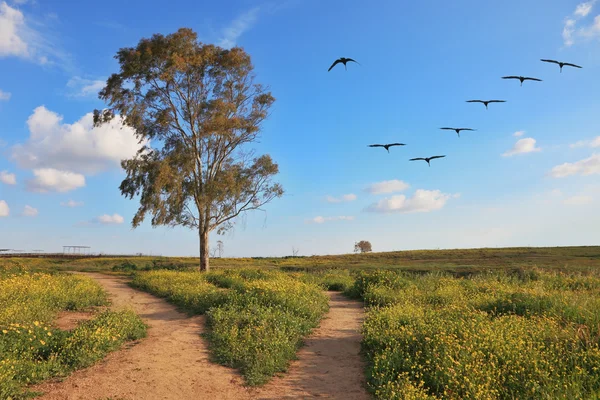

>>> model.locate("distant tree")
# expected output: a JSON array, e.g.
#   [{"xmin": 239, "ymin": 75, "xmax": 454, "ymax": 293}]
[
  {"xmin": 354, "ymin": 240, "xmax": 372, "ymax": 253},
  {"xmin": 94, "ymin": 28, "xmax": 283, "ymax": 272}
]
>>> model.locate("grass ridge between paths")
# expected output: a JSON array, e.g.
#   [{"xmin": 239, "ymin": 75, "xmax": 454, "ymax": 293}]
[{"xmin": 130, "ymin": 269, "xmax": 329, "ymax": 385}]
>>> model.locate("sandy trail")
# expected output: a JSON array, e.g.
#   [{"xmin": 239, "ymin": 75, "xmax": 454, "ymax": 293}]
[
  {"xmin": 33, "ymin": 273, "xmax": 369, "ymax": 400},
  {"xmin": 254, "ymin": 292, "xmax": 370, "ymax": 399},
  {"xmin": 33, "ymin": 273, "xmax": 252, "ymax": 400}
]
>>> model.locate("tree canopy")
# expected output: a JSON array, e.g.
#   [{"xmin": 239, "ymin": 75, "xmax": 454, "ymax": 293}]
[{"xmin": 94, "ymin": 28, "xmax": 283, "ymax": 271}]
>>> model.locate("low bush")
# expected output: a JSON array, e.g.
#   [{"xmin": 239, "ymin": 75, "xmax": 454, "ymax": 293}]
[
  {"xmin": 292, "ymin": 269, "xmax": 356, "ymax": 292},
  {"xmin": 132, "ymin": 269, "xmax": 329, "ymax": 385},
  {"xmin": 360, "ymin": 270, "xmax": 600, "ymax": 399},
  {"xmin": 0, "ymin": 271, "xmax": 146, "ymax": 399}
]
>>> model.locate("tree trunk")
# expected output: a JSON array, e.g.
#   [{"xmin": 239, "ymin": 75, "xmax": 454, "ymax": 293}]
[{"xmin": 199, "ymin": 228, "xmax": 210, "ymax": 272}]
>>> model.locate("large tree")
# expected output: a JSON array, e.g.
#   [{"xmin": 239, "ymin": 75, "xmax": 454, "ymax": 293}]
[{"xmin": 94, "ymin": 28, "xmax": 283, "ymax": 271}]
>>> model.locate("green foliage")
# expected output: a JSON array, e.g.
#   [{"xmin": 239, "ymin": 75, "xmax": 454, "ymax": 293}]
[
  {"xmin": 131, "ymin": 270, "xmax": 230, "ymax": 314},
  {"xmin": 112, "ymin": 261, "xmax": 138, "ymax": 272},
  {"xmin": 0, "ymin": 272, "xmax": 108, "ymax": 326},
  {"xmin": 360, "ymin": 270, "xmax": 600, "ymax": 399},
  {"xmin": 95, "ymin": 27, "xmax": 283, "ymax": 271},
  {"xmin": 57, "ymin": 310, "xmax": 147, "ymax": 369},
  {"xmin": 354, "ymin": 240, "xmax": 373, "ymax": 253},
  {"xmin": 0, "ymin": 270, "xmax": 146, "ymax": 399},
  {"xmin": 4, "ymin": 246, "xmax": 600, "ymax": 274},
  {"xmin": 291, "ymin": 269, "xmax": 356, "ymax": 291},
  {"xmin": 131, "ymin": 269, "xmax": 328, "ymax": 385}
]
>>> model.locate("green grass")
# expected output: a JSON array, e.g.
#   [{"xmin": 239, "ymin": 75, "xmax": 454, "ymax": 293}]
[
  {"xmin": 0, "ymin": 265, "xmax": 147, "ymax": 399},
  {"xmin": 358, "ymin": 269, "xmax": 600, "ymax": 399},
  {"xmin": 131, "ymin": 269, "xmax": 329, "ymax": 385},
  {"xmin": 3, "ymin": 245, "xmax": 600, "ymax": 274}
]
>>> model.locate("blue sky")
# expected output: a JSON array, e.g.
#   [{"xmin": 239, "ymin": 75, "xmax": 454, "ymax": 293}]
[{"xmin": 1, "ymin": 0, "xmax": 599, "ymax": 257}]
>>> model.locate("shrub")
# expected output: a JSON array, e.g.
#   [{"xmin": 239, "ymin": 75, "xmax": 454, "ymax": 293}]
[
  {"xmin": 132, "ymin": 269, "xmax": 328, "ymax": 385},
  {"xmin": 0, "ymin": 272, "xmax": 146, "ymax": 399},
  {"xmin": 360, "ymin": 270, "xmax": 600, "ymax": 399}
]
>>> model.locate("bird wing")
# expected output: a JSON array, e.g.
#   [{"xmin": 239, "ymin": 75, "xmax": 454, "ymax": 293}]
[
  {"xmin": 523, "ymin": 77, "xmax": 542, "ymax": 81},
  {"xmin": 388, "ymin": 143, "xmax": 406, "ymax": 147},
  {"xmin": 409, "ymin": 158, "xmax": 426, "ymax": 161},
  {"xmin": 540, "ymin": 59, "xmax": 560, "ymax": 65},
  {"xmin": 502, "ymin": 76, "xmax": 520, "ymax": 80},
  {"xmin": 428, "ymin": 155, "xmax": 446, "ymax": 160},
  {"xmin": 563, "ymin": 62, "xmax": 582, "ymax": 69},
  {"xmin": 488, "ymin": 100, "xmax": 506, "ymax": 103},
  {"xmin": 440, "ymin": 127, "xmax": 455, "ymax": 130},
  {"xmin": 368, "ymin": 144, "xmax": 384, "ymax": 148},
  {"xmin": 466, "ymin": 100, "xmax": 484, "ymax": 103},
  {"xmin": 346, "ymin": 58, "xmax": 360, "ymax": 65},
  {"xmin": 328, "ymin": 59, "xmax": 341, "ymax": 72},
  {"xmin": 459, "ymin": 128, "xmax": 475, "ymax": 131}
]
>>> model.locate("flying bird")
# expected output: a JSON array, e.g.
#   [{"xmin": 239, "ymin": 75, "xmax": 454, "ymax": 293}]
[
  {"xmin": 368, "ymin": 143, "xmax": 406, "ymax": 152},
  {"xmin": 409, "ymin": 155, "xmax": 446, "ymax": 167},
  {"xmin": 502, "ymin": 76, "xmax": 542, "ymax": 86},
  {"xmin": 328, "ymin": 57, "xmax": 360, "ymax": 71},
  {"xmin": 540, "ymin": 59, "xmax": 582, "ymax": 73},
  {"xmin": 466, "ymin": 100, "xmax": 506, "ymax": 110},
  {"xmin": 440, "ymin": 127, "xmax": 475, "ymax": 138}
]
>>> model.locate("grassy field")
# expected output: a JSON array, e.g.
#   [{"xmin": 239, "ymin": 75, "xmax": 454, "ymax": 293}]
[
  {"xmin": 2, "ymin": 245, "xmax": 600, "ymax": 274},
  {"xmin": 0, "ymin": 263, "xmax": 147, "ymax": 399},
  {"xmin": 131, "ymin": 269, "xmax": 329, "ymax": 385},
  {"xmin": 354, "ymin": 269, "xmax": 600, "ymax": 399},
  {"xmin": 2, "ymin": 247, "xmax": 600, "ymax": 398}
]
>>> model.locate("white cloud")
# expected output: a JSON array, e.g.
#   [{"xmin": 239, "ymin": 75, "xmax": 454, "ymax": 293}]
[
  {"xmin": 325, "ymin": 193, "xmax": 357, "ymax": 203},
  {"xmin": 0, "ymin": 2, "xmax": 28, "ymax": 57},
  {"xmin": 513, "ymin": 130, "xmax": 525, "ymax": 137},
  {"xmin": 575, "ymin": 0, "xmax": 596, "ymax": 17},
  {"xmin": 95, "ymin": 213, "xmax": 124, "ymax": 224},
  {"xmin": 550, "ymin": 154, "xmax": 600, "ymax": 178},
  {"xmin": 365, "ymin": 189, "xmax": 454, "ymax": 214},
  {"xmin": 0, "ymin": 1, "xmax": 64, "ymax": 66},
  {"xmin": 563, "ymin": 1, "xmax": 600, "ymax": 46},
  {"xmin": 308, "ymin": 215, "xmax": 354, "ymax": 224},
  {"xmin": 0, "ymin": 170, "xmax": 16, "ymax": 185},
  {"xmin": 550, "ymin": 189, "xmax": 563, "ymax": 197},
  {"xmin": 365, "ymin": 180, "xmax": 410, "ymax": 195},
  {"xmin": 218, "ymin": 7, "xmax": 260, "ymax": 48},
  {"xmin": 60, "ymin": 199, "xmax": 83, "ymax": 207},
  {"xmin": 66, "ymin": 77, "xmax": 105, "ymax": 98},
  {"xmin": 22, "ymin": 205, "xmax": 38, "ymax": 217},
  {"xmin": 570, "ymin": 136, "xmax": 600, "ymax": 148},
  {"xmin": 0, "ymin": 200, "xmax": 8, "ymax": 216},
  {"xmin": 26, "ymin": 168, "xmax": 85, "ymax": 193},
  {"xmin": 563, "ymin": 18, "xmax": 577, "ymax": 46},
  {"xmin": 579, "ymin": 15, "xmax": 600, "ymax": 38},
  {"xmin": 563, "ymin": 195, "xmax": 593, "ymax": 205},
  {"xmin": 502, "ymin": 138, "xmax": 541, "ymax": 157},
  {"xmin": 0, "ymin": 89, "xmax": 10, "ymax": 100},
  {"xmin": 12, "ymin": 106, "xmax": 144, "ymax": 174}
]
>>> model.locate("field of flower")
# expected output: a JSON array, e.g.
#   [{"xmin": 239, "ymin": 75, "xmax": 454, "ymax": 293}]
[
  {"xmin": 0, "ymin": 264, "xmax": 146, "ymax": 399},
  {"xmin": 355, "ymin": 269, "xmax": 600, "ymax": 399},
  {"xmin": 131, "ymin": 269, "xmax": 329, "ymax": 385}
]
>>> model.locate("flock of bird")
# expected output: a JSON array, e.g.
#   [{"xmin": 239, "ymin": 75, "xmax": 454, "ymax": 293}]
[{"xmin": 327, "ymin": 57, "xmax": 583, "ymax": 167}]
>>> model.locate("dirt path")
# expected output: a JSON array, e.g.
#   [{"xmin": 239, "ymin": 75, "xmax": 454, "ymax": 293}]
[
  {"xmin": 33, "ymin": 273, "xmax": 253, "ymax": 400},
  {"xmin": 254, "ymin": 292, "xmax": 369, "ymax": 399},
  {"xmin": 33, "ymin": 274, "xmax": 370, "ymax": 400}
]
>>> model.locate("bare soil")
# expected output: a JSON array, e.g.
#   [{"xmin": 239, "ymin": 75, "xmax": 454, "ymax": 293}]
[
  {"xmin": 53, "ymin": 311, "xmax": 96, "ymax": 331},
  {"xmin": 253, "ymin": 292, "xmax": 369, "ymax": 399},
  {"xmin": 33, "ymin": 273, "xmax": 369, "ymax": 399}
]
